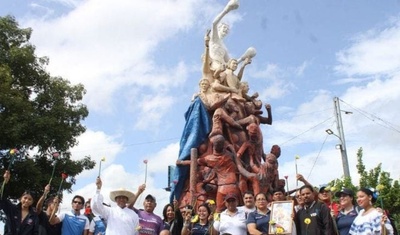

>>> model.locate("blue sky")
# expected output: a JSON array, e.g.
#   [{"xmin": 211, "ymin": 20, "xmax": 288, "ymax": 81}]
[{"xmin": 1, "ymin": 0, "xmax": 400, "ymax": 218}]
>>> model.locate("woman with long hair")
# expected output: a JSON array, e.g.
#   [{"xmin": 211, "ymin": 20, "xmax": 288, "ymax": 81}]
[
  {"xmin": 349, "ymin": 188, "xmax": 394, "ymax": 235},
  {"xmin": 182, "ymin": 203, "xmax": 213, "ymax": 235},
  {"xmin": 335, "ymin": 188, "xmax": 359, "ymax": 235},
  {"xmin": 0, "ymin": 170, "xmax": 39, "ymax": 235},
  {"xmin": 162, "ymin": 200, "xmax": 183, "ymax": 235}
]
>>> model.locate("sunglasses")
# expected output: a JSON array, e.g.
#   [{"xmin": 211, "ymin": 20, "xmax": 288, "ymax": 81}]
[{"xmin": 73, "ymin": 201, "xmax": 83, "ymax": 205}]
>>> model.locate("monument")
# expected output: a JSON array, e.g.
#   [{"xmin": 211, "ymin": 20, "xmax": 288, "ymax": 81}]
[{"xmin": 171, "ymin": 0, "xmax": 278, "ymax": 213}]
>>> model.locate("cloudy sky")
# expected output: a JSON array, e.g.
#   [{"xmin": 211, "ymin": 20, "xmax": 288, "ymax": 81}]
[{"xmin": 2, "ymin": 0, "xmax": 400, "ymax": 220}]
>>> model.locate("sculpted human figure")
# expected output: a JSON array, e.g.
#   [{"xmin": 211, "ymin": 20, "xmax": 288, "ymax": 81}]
[
  {"xmin": 236, "ymin": 123, "xmax": 265, "ymax": 195},
  {"xmin": 178, "ymin": 160, "xmax": 218, "ymax": 207},
  {"xmin": 208, "ymin": 106, "xmax": 242, "ymax": 138},
  {"xmin": 215, "ymin": 58, "xmax": 251, "ymax": 99},
  {"xmin": 192, "ymin": 79, "xmax": 230, "ymax": 112},
  {"xmin": 209, "ymin": 0, "xmax": 239, "ymax": 71},
  {"xmin": 239, "ymin": 82, "xmax": 271, "ymax": 124},
  {"xmin": 202, "ymin": 29, "xmax": 221, "ymax": 84},
  {"xmin": 201, "ymin": 29, "xmax": 238, "ymax": 95},
  {"xmin": 197, "ymin": 135, "xmax": 241, "ymax": 212},
  {"xmin": 192, "ymin": 78, "xmax": 243, "ymax": 139},
  {"xmin": 225, "ymin": 58, "xmax": 250, "ymax": 92},
  {"xmin": 249, "ymin": 151, "xmax": 279, "ymax": 195},
  {"xmin": 195, "ymin": 79, "xmax": 243, "ymax": 138},
  {"xmin": 239, "ymin": 82, "xmax": 258, "ymax": 102}
]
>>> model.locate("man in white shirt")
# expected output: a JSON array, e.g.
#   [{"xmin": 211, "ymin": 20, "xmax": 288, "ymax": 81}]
[
  {"xmin": 91, "ymin": 177, "xmax": 139, "ymax": 235},
  {"xmin": 237, "ymin": 191, "xmax": 256, "ymax": 218}
]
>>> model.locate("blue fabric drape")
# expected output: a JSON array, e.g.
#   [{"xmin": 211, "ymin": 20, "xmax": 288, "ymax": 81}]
[{"xmin": 170, "ymin": 97, "xmax": 211, "ymax": 202}]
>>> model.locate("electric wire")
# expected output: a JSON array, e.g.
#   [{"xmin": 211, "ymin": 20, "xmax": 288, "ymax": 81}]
[
  {"xmin": 307, "ymin": 134, "xmax": 329, "ymax": 179},
  {"xmin": 70, "ymin": 137, "xmax": 181, "ymax": 154},
  {"xmin": 279, "ymin": 116, "xmax": 334, "ymax": 146},
  {"xmin": 289, "ymin": 108, "xmax": 333, "ymax": 118},
  {"xmin": 340, "ymin": 99, "xmax": 400, "ymax": 134}
]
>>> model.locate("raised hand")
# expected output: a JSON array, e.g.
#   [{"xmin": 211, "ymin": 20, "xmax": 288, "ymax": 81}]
[
  {"xmin": 44, "ymin": 184, "xmax": 50, "ymax": 194},
  {"xmin": 96, "ymin": 177, "xmax": 102, "ymax": 190},
  {"xmin": 3, "ymin": 170, "xmax": 10, "ymax": 184}
]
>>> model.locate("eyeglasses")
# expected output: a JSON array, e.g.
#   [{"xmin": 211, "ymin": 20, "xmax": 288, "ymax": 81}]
[{"xmin": 73, "ymin": 201, "xmax": 83, "ymax": 205}]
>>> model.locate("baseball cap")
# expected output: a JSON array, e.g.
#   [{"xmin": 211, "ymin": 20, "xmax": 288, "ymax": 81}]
[
  {"xmin": 319, "ymin": 186, "xmax": 331, "ymax": 193},
  {"xmin": 335, "ymin": 188, "xmax": 354, "ymax": 198},
  {"xmin": 145, "ymin": 194, "xmax": 156, "ymax": 202},
  {"xmin": 224, "ymin": 193, "xmax": 238, "ymax": 202}
]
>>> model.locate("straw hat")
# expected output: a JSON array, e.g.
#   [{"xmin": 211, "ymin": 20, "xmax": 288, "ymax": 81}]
[{"xmin": 109, "ymin": 188, "xmax": 135, "ymax": 203}]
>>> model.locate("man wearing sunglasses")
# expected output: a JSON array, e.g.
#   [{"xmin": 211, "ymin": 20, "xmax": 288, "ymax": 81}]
[{"xmin": 50, "ymin": 195, "xmax": 90, "ymax": 235}]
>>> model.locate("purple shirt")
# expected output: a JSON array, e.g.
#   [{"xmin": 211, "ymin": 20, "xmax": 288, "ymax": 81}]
[{"xmin": 134, "ymin": 209, "xmax": 165, "ymax": 235}]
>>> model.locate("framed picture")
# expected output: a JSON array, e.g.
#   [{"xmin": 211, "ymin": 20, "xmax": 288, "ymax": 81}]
[{"xmin": 268, "ymin": 200, "xmax": 294, "ymax": 235}]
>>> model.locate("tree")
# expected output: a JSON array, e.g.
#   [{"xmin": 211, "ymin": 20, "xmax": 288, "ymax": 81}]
[
  {"xmin": 0, "ymin": 15, "xmax": 94, "ymax": 200},
  {"xmin": 0, "ymin": 15, "xmax": 88, "ymax": 152}
]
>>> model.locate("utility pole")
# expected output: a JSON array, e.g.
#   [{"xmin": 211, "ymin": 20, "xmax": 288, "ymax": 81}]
[{"xmin": 333, "ymin": 97, "xmax": 351, "ymax": 178}]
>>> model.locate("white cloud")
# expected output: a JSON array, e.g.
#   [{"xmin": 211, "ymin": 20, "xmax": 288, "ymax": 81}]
[
  {"xmin": 23, "ymin": 0, "xmax": 211, "ymax": 114},
  {"xmin": 5, "ymin": 1, "xmax": 400, "ymax": 222},
  {"xmin": 134, "ymin": 94, "xmax": 175, "ymax": 130},
  {"xmin": 59, "ymin": 144, "xmax": 179, "ymax": 216},
  {"xmin": 272, "ymin": 19, "xmax": 400, "ymax": 188},
  {"xmin": 69, "ymin": 129, "xmax": 124, "ymax": 179},
  {"xmin": 335, "ymin": 19, "xmax": 400, "ymax": 76},
  {"xmin": 143, "ymin": 142, "xmax": 179, "ymax": 173},
  {"xmin": 44, "ymin": 0, "xmax": 82, "ymax": 8},
  {"xmin": 294, "ymin": 60, "xmax": 311, "ymax": 77},
  {"xmin": 251, "ymin": 63, "xmax": 296, "ymax": 100}
]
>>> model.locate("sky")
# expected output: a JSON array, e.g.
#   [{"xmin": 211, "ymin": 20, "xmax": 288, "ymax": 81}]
[{"xmin": 1, "ymin": 0, "xmax": 400, "ymax": 222}]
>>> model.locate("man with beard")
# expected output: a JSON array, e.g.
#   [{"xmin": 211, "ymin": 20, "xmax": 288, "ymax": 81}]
[{"xmin": 295, "ymin": 185, "xmax": 335, "ymax": 235}]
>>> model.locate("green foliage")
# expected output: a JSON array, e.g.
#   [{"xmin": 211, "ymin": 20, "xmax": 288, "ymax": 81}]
[
  {"xmin": 328, "ymin": 147, "xmax": 400, "ymax": 229},
  {"xmin": 0, "ymin": 15, "xmax": 88, "ymax": 152},
  {"xmin": 0, "ymin": 16, "xmax": 95, "ymax": 200}
]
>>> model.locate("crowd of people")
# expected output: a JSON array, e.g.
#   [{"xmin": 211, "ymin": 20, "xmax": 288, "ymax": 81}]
[{"xmin": 0, "ymin": 169, "xmax": 397, "ymax": 235}]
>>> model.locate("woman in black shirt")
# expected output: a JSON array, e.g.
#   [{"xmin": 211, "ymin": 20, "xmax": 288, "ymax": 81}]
[{"xmin": 0, "ymin": 170, "xmax": 39, "ymax": 235}]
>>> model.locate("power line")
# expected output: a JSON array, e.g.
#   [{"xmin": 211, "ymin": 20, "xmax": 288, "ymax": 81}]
[
  {"xmin": 70, "ymin": 137, "xmax": 181, "ymax": 154},
  {"xmin": 340, "ymin": 99, "xmax": 400, "ymax": 134},
  {"xmin": 289, "ymin": 108, "xmax": 334, "ymax": 118},
  {"xmin": 279, "ymin": 116, "xmax": 334, "ymax": 146},
  {"xmin": 307, "ymin": 133, "xmax": 329, "ymax": 179}
]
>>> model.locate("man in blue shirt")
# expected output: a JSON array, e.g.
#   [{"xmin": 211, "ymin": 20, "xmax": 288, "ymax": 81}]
[{"xmin": 50, "ymin": 195, "xmax": 90, "ymax": 235}]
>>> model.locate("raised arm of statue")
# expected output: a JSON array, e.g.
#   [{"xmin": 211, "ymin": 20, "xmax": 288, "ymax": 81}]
[
  {"xmin": 211, "ymin": 0, "xmax": 238, "ymax": 39},
  {"xmin": 210, "ymin": 0, "xmax": 239, "ymax": 71},
  {"xmin": 236, "ymin": 57, "xmax": 251, "ymax": 81},
  {"xmin": 202, "ymin": 29, "xmax": 213, "ymax": 83}
]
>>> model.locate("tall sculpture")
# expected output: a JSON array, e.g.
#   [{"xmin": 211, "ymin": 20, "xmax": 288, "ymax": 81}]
[{"xmin": 171, "ymin": 0, "xmax": 278, "ymax": 212}]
